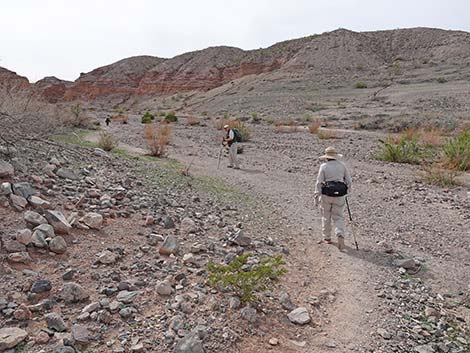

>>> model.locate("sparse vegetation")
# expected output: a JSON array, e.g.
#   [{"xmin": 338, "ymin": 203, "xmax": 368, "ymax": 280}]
[
  {"xmin": 355, "ymin": 81, "xmax": 368, "ymax": 89},
  {"xmin": 144, "ymin": 122, "xmax": 172, "ymax": 157},
  {"xmin": 215, "ymin": 118, "xmax": 251, "ymax": 141},
  {"xmin": 251, "ymin": 113, "xmax": 261, "ymax": 123},
  {"xmin": 98, "ymin": 131, "xmax": 118, "ymax": 151},
  {"xmin": 442, "ymin": 130, "xmax": 470, "ymax": 170},
  {"xmin": 141, "ymin": 111, "xmax": 154, "ymax": 124},
  {"xmin": 207, "ymin": 253, "xmax": 286, "ymax": 303},
  {"xmin": 421, "ymin": 164, "xmax": 460, "ymax": 187},
  {"xmin": 186, "ymin": 116, "xmax": 201, "ymax": 126},
  {"xmin": 436, "ymin": 77, "xmax": 447, "ymax": 84},
  {"xmin": 164, "ymin": 111, "xmax": 178, "ymax": 123},
  {"xmin": 308, "ymin": 119, "xmax": 321, "ymax": 134},
  {"xmin": 317, "ymin": 129, "xmax": 338, "ymax": 139},
  {"xmin": 376, "ymin": 136, "xmax": 422, "ymax": 164}
]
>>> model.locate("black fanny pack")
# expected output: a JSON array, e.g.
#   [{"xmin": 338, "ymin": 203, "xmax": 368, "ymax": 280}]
[{"xmin": 321, "ymin": 181, "xmax": 348, "ymax": 197}]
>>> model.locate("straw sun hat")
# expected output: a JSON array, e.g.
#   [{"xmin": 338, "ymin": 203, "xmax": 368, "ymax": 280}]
[{"xmin": 319, "ymin": 146, "xmax": 343, "ymax": 160}]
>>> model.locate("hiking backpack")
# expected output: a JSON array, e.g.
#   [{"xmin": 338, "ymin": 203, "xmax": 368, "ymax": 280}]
[
  {"xmin": 232, "ymin": 128, "xmax": 243, "ymax": 143},
  {"xmin": 321, "ymin": 181, "xmax": 348, "ymax": 197}
]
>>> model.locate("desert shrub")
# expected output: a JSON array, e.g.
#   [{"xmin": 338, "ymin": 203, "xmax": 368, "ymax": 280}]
[
  {"xmin": 186, "ymin": 116, "xmax": 200, "ymax": 126},
  {"xmin": 98, "ymin": 131, "xmax": 118, "ymax": 151},
  {"xmin": 207, "ymin": 253, "xmax": 286, "ymax": 303},
  {"xmin": 442, "ymin": 130, "xmax": 470, "ymax": 170},
  {"xmin": 355, "ymin": 81, "xmax": 368, "ymax": 89},
  {"xmin": 308, "ymin": 120, "xmax": 321, "ymax": 134},
  {"xmin": 141, "ymin": 111, "xmax": 154, "ymax": 124},
  {"xmin": 215, "ymin": 119, "xmax": 251, "ymax": 142},
  {"xmin": 301, "ymin": 114, "xmax": 313, "ymax": 124},
  {"xmin": 265, "ymin": 117, "xmax": 275, "ymax": 125},
  {"xmin": 251, "ymin": 113, "xmax": 261, "ymax": 123},
  {"xmin": 164, "ymin": 112, "xmax": 178, "ymax": 123},
  {"xmin": 376, "ymin": 137, "xmax": 422, "ymax": 164},
  {"xmin": 421, "ymin": 164, "xmax": 459, "ymax": 187},
  {"xmin": 317, "ymin": 129, "xmax": 338, "ymax": 139},
  {"xmin": 144, "ymin": 122, "xmax": 172, "ymax": 157}
]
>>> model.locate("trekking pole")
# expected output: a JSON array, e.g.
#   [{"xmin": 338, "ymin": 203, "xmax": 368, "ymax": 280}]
[
  {"xmin": 345, "ymin": 197, "xmax": 359, "ymax": 250},
  {"xmin": 217, "ymin": 146, "xmax": 223, "ymax": 169}
]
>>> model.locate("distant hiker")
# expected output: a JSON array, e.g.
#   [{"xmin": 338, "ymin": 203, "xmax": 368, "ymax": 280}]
[
  {"xmin": 314, "ymin": 146, "xmax": 352, "ymax": 251},
  {"xmin": 105, "ymin": 117, "xmax": 111, "ymax": 126},
  {"xmin": 223, "ymin": 124, "xmax": 241, "ymax": 169}
]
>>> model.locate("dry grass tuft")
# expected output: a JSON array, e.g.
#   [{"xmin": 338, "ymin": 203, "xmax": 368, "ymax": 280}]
[
  {"xmin": 421, "ymin": 164, "xmax": 460, "ymax": 187},
  {"xmin": 186, "ymin": 116, "xmax": 201, "ymax": 126},
  {"xmin": 317, "ymin": 129, "xmax": 339, "ymax": 139},
  {"xmin": 308, "ymin": 119, "xmax": 322, "ymax": 134},
  {"xmin": 98, "ymin": 131, "xmax": 118, "ymax": 151},
  {"xmin": 144, "ymin": 122, "xmax": 172, "ymax": 157}
]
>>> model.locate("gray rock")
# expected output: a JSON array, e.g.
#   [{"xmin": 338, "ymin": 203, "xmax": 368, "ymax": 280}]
[
  {"xmin": 49, "ymin": 236, "xmax": 67, "ymax": 254},
  {"xmin": 287, "ymin": 307, "xmax": 311, "ymax": 325},
  {"xmin": 71, "ymin": 324, "xmax": 90, "ymax": 344},
  {"xmin": 159, "ymin": 235, "xmax": 179, "ymax": 255},
  {"xmin": 174, "ymin": 332, "xmax": 205, "ymax": 353},
  {"xmin": 97, "ymin": 250, "xmax": 118, "ymax": 264},
  {"xmin": 119, "ymin": 307, "xmax": 135, "ymax": 319},
  {"xmin": 4, "ymin": 240, "xmax": 26, "ymax": 253},
  {"xmin": 24, "ymin": 211, "xmax": 48, "ymax": 227},
  {"xmin": 12, "ymin": 182, "xmax": 37, "ymax": 199},
  {"xmin": 180, "ymin": 217, "xmax": 197, "ymax": 235},
  {"xmin": 1, "ymin": 182, "xmax": 12, "ymax": 195},
  {"xmin": 228, "ymin": 296, "xmax": 241, "ymax": 309},
  {"xmin": 0, "ymin": 327, "xmax": 28, "ymax": 351},
  {"xmin": 414, "ymin": 344, "xmax": 435, "ymax": 353},
  {"xmin": 10, "ymin": 193, "xmax": 27, "ymax": 209},
  {"xmin": 16, "ymin": 229, "xmax": 32, "ymax": 245},
  {"xmin": 61, "ymin": 282, "xmax": 89, "ymax": 303},
  {"xmin": 240, "ymin": 306, "xmax": 257, "ymax": 323},
  {"xmin": 31, "ymin": 230, "xmax": 48, "ymax": 248},
  {"xmin": 35, "ymin": 224, "xmax": 55, "ymax": 238},
  {"xmin": 54, "ymin": 345, "xmax": 75, "ymax": 353},
  {"xmin": 28, "ymin": 196, "xmax": 51, "ymax": 209},
  {"xmin": 279, "ymin": 292, "xmax": 296, "ymax": 310},
  {"xmin": 81, "ymin": 212, "xmax": 103, "ymax": 230},
  {"xmin": 0, "ymin": 161, "xmax": 14, "ymax": 178},
  {"xmin": 45, "ymin": 312, "xmax": 67, "ymax": 332},
  {"xmin": 377, "ymin": 328, "xmax": 392, "ymax": 340},
  {"xmin": 31, "ymin": 279, "xmax": 52, "ymax": 293},
  {"xmin": 156, "ymin": 280, "xmax": 173, "ymax": 296},
  {"xmin": 82, "ymin": 302, "xmax": 100, "ymax": 313},
  {"xmin": 7, "ymin": 252, "xmax": 32, "ymax": 264},
  {"xmin": 116, "ymin": 290, "xmax": 139, "ymax": 304},
  {"xmin": 393, "ymin": 258, "xmax": 416, "ymax": 269},
  {"xmin": 56, "ymin": 167, "xmax": 78, "ymax": 180},
  {"xmin": 162, "ymin": 215, "xmax": 175, "ymax": 229},
  {"xmin": 45, "ymin": 210, "xmax": 72, "ymax": 234},
  {"xmin": 229, "ymin": 230, "xmax": 251, "ymax": 247}
]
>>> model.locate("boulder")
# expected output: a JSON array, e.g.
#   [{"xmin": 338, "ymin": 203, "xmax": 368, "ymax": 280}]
[
  {"xmin": 180, "ymin": 217, "xmax": 197, "ymax": 235},
  {"xmin": 34, "ymin": 224, "xmax": 55, "ymax": 238},
  {"xmin": 31, "ymin": 230, "xmax": 48, "ymax": 248},
  {"xmin": 96, "ymin": 250, "xmax": 118, "ymax": 264},
  {"xmin": 81, "ymin": 212, "xmax": 103, "ymax": 230},
  {"xmin": 10, "ymin": 193, "xmax": 27, "ymax": 210},
  {"xmin": 71, "ymin": 324, "xmax": 90, "ymax": 344},
  {"xmin": 45, "ymin": 210, "xmax": 72, "ymax": 234},
  {"xmin": 0, "ymin": 327, "xmax": 28, "ymax": 351},
  {"xmin": 116, "ymin": 290, "xmax": 140, "ymax": 304},
  {"xmin": 0, "ymin": 160, "xmax": 14, "ymax": 178},
  {"xmin": 24, "ymin": 211, "xmax": 48, "ymax": 227},
  {"xmin": 56, "ymin": 167, "xmax": 78, "ymax": 180},
  {"xmin": 156, "ymin": 280, "xmax": 173, "ymax": 296},
  {"xmin": 393, "ymin": 258, "xmax": 416, "ymax": 270},
  {"xmin": 28, "ymin": 196, "xmax": 51, "ymax": 209},
  {"xmin": 4, "ymin": 240, "xmax": 26, "ymax": 253},
  {"xmin": 49, "ymin": 236, "xmax": 67, "ymax": 254},
  {"xmin": 1, "ymin": 182, "xmax": 12, "ymax": 195},
  {"xmin": 174, "ymin": 332, "xmax": 205, "ymax": 353},
  {"xmin": 240, "ymin": 306, "xmax": 257, "ymax": 323},
  {"xmin": 229, "ymin": 230, "xmax": 251, "ymax": 247},
  {"xmin": 31, "ymin": 279, "xmax": 52, "ymax": 293},
  {"xmin": 7, "ymin": 252, "xmax": 32, "ymax": 264},
  {"xmin": 61, "ymin": 282, "xmax": 89, "ymax": 303}
]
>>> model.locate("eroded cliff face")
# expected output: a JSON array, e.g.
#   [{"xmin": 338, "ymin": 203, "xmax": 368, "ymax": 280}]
[{"xmin": 3, "ymin": 27, "xmax": 470, "ymax": 103}]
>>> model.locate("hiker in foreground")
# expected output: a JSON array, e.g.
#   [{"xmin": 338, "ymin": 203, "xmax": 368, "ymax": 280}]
[
  {"xmin": 314, "ymin": 146, "xmax": 352, "ymax": 251},
  {"xmin": 223, "ymin": 124, "xmax": 241, "ymax": 169}
]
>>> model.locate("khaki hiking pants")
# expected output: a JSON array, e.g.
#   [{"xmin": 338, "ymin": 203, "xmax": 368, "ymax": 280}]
[
  {"xmin": 320, "ymin": 195, "xmax": 346, "ymax": 240},
  {"xmin": 229, "ymin": 143, "xmax": 239, "ymax": 168}
]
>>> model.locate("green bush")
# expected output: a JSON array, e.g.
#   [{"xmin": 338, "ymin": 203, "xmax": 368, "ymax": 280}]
[
  {"xmin": 355, "ymin": 81, "xmax": 368, "ymax": 89},
  {"xmin": 141, "ymin": 111, "xmax": 154, "ymax": 124},
  {"xmin": 442, "ymin": 131, "xmax": 470, "ymax": 170},
  {"xmin": 233, "ymin": 121, "xmax": 251, "ymax": 142},
  {"xmin": 376, "ymin": 137, "xmax": 422, "ymax": 164},
  {"xmin": 207, "ymin": 253, "xmax": 286, "ymax": 303},
  {"xmin": 164, "ymin": 112, "xmax": 178, "ymax": 123},
  {"xmin": 422, "ymin": 164, "xmax": 459, "ymax": 187}
]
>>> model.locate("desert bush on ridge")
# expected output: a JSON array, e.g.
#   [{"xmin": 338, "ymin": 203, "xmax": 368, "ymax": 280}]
[
  {"xmin": 164, "ymin": 111, "xmax": 178, "ymax": 123},
  {"xmin": 144, "ymin": 122, "xmax": 172, "ymax": 157},
  {"xmin": 98, "ymin": 131, "xmax": 118, "ymax": 151},
  {"xmin": 141, "ymin": 111, "xmax": 154, "ymax": 124},
  {"xmin": 376, "ymin": 136, "xmax": 422, "ymax": 164}
]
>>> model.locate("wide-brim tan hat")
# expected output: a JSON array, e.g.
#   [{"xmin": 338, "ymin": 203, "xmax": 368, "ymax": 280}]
[
  {"xmin": 320, "ymin": 146, "xmax": 343, "ymax": 160},
  {"xmin": 223, "ymin": 124, "xmax": 229, "ymax": 129}
]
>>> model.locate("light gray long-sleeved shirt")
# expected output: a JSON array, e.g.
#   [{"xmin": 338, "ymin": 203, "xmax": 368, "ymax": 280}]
[{"xmin": 314, "ymin": 159, "xmax": 352, "ymax": 195}]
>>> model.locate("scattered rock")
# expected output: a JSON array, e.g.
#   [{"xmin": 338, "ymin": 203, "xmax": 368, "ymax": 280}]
[
  {"xmin": 81, "ymin": 212, "xmax": 103, "ymax": 230},
  {"xmin": 162, "ymin": 215, "xmax": 175, "ymax": 229},
  {"xmin": 7, "ymin": 252, "xmax": 32, "ymax": 264},
  {"xmin": 31, "ymin": 230, "xmax": 48, "ymax": 248},
  {"xmin": 229, "ymin": 230, "xmax": 251, "ymax": 246},
  {"xmin": 24, "ymin": 210, "xmax": 48, "ymax": 226},
  {"xmin": 34, "ymin": 223, "xmax": 55, "ymax": 238},
  {"xmin": 279, "ymin": 292, "xmax": 296, "ymax": 310},
  {"xmin": 71, "ymin": 324, "xmax": 90, "ymax": 344},
  {"xmin": 393, "ymin": 258, "xmax": 416, "ymax": 270},
  {"xmin": 45, "ymin": 210, "xmax": 72, "ymax": 234},
  {"xmin": 377, "ymin": 328, "xmax": 392, "ymax": 340},
  {"xmin": 174, "ymin": 332, "xmax": 205, "ymax": 353},
  {"xmin": 156, "ymin": 280, "xmax": 173, "ymax": 296},
  {"xmin": 0, "ymin": 327, "xmax": 28, "ymax": 351},
  {"xmin": 180, "ymin": 217, "xmax": 197, "ymax": 234},
  {"xmin": 268, "ymin": 338, "xmax": 279, "ymax": 346},
  {"xmin": 61, "ymin": 282, "xmax": 89, "ymax": 303},
  {"xmin": 31, "ymin": 279, "xmax": 52, "ymax": 293},
  {"xmin": 28, "ymin": 195, "xmax": 51, "ymax": 209},
  {"xmin": 49, "ymin": 236, "xmax": 67, "ymax": 254},
  {"xmin": 9, "ymin": 193, "xmax": 27, "ymax": 210},
  {"xmin": 116, "ymin": 290, "xmax": 139, "ymax": 304},
  {"xmin": 287, "ymin": 307, "xmax": 310, "ymax": 325},
  {"xmin": 16, "ymin": 229, "xmax": 32, "ymax": 245},
  {"xmin": 240, "ymin": 306, "xmax": 257, "ymax": 323},
  {"xmin": 4, "ymin": 240, "xmax": 26, "ymax": 253},
  {"xmin": 13, "ymin": 182, "xmax": 37, "ymax": 199},
  {"xmin": 56, "ymin": 167, "xmax": 78, "ymax": 180},
  {"xmin": 0, "ymin": 160, "xmax": 14, "ymax": 178},
  {"xmin": 97, "ymin": 250, "xmax": 118, "ymax": 264},
  {"xmin": 45, "ymin": 312, "xmax": 67, "ymax": 332},
  {"xmin": 159, "ymin": 235, "xmax": 179, "ymax": 255}
]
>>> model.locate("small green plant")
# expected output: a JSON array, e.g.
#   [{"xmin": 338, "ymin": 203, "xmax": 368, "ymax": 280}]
[
  {"xmin": 376, "ymin": 137, "xmax": 422, "ymax": 164},
  {"xmin": 207, "ymin": 253, "xmax": 286, "ymax": 303},
  {"xmin": 98, "ymin": 131, "xmax": 118, "ymax": 151},
  {"xmin": 442, "ymin": 130, "xmax": 470, "ymax": 170},
  {"xmin": 421, "ymin": 164, "xmax": 460, "ymax": 187},
  {"xmin": 141, "ymin": 111, "xmax": 154, "ymax": 124},
  {"xmin": 164, "ymin": 111, "xmax": 178, "ymax": 123},
  {"xmin": 251, "ymin": 113, "xmax": 261, "ymax": 123},
  {"xmin": 355, "ymin": 81, "xmax": 367, "ymax": 89}
]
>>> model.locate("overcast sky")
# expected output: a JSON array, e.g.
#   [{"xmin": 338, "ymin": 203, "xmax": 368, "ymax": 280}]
[{"xmin": 1, "ymin": 0, "xmax": 469, "ymax": 82}]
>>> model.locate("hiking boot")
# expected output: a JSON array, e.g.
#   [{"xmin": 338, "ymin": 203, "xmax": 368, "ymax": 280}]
[
  {"xmin": 337, "ymin": 236, "xmax": 345, "ymax": 251},
  {"xmin": 227, "ymin": 165, "xmax": 233, "ymax": 168},
  {"xmin": 234, "ymin": 166, "xmax": 240, "ymax": 170}
]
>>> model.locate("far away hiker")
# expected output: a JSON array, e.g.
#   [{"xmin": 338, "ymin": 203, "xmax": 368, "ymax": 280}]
[
  {"xmin": 105, "ymin": 117, "xmax": 111, "ymax": 126},
  {"xmin": 223, "ymin": 124, "xmax": 241, "ymax": 169},
  {"xmin": 314, "ymin": 146, "xmax": 352, "ymax": 251}
]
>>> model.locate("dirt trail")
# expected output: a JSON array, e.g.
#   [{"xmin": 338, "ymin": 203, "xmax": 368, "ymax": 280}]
[{"xmin": 84, "ymin": 125, "xmax": 389, "ymax": 352}]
